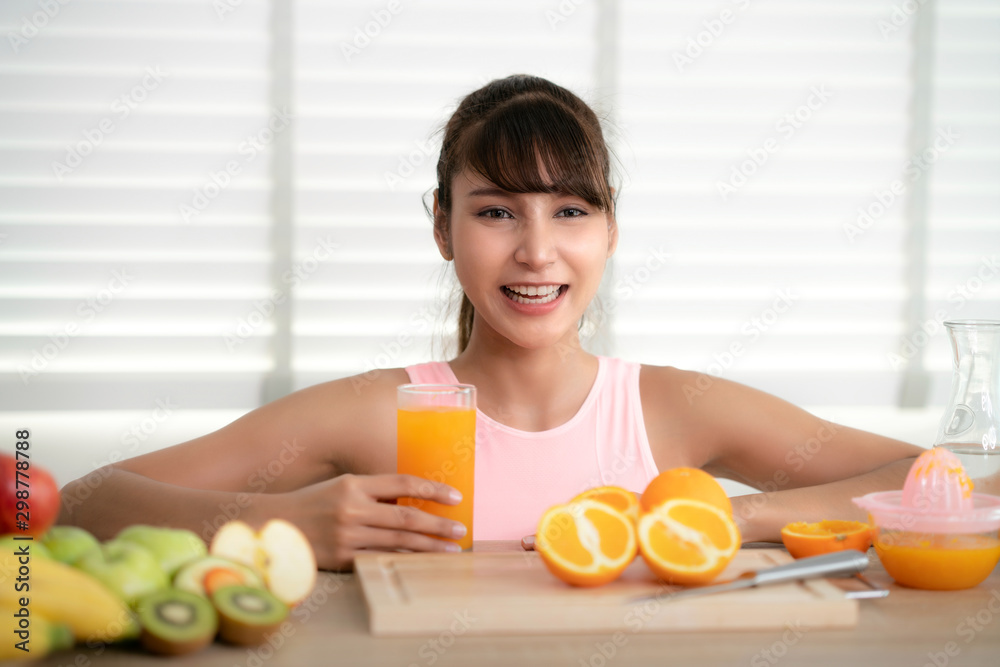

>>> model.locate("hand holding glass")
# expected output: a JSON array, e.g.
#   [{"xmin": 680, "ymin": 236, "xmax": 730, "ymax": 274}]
[{"xmin": 397, "ymin": 384, "xmax": 476, "ymax": 551}]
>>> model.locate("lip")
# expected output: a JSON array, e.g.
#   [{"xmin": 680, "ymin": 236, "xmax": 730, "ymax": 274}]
[{"xmin": 499, "ymin": 284, "xmax": 568, "ymax": 315}]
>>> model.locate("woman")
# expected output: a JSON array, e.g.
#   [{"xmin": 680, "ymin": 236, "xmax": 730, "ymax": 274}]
[{"xmin": 59, "ymin": 75, "xmax": 922, "ymax": 571}]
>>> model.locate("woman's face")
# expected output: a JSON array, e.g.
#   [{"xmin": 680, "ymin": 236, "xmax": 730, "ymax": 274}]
[{"xmin": 437, "ymin": 169, "xmax": 617, "ymax": 351}]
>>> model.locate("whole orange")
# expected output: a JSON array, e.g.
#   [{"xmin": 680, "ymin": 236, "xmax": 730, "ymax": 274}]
[{"xmin": 640, "ymin": 467, "xmax": 732, "ymax": 516}]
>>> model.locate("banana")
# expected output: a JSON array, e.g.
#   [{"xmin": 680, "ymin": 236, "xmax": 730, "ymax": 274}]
[
  {"xmin": 0, "ymin": 553, "xmax": 139, "ymax": 644},
  {"xmin": 0, "ymin": 602, "xmax": 74, "ymax": 662}
]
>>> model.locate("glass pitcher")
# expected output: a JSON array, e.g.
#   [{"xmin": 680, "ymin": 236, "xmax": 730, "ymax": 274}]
[{"xmin": 932, "ymin": 320, "xmax": 1000, "ymax": 480}]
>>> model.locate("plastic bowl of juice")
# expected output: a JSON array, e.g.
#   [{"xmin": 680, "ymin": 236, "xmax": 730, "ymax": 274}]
[
  {"xmin": 853, "ymin": 491, "xmax": 1000, "ymax": 590},
  {"xmin": 853, "ymin": 448, "xmax": 1000, "ymax": 591}
]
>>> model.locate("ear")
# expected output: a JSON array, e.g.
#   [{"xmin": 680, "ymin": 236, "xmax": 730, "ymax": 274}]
[{"xmin": 432, "ymin": 189, "xmax": 453, "ymax": 261}]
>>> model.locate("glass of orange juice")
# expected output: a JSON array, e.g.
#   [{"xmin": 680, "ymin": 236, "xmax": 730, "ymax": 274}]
[{"xmin": 397, "ymin": 384, "xmax": 476, "ymax": 551}]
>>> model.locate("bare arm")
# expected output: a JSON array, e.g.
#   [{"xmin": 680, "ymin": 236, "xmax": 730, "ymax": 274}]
[
  {"xmin": 642, "ymin": 366, "xmax": 924, "ymax": 542},
  {"xmin": 58, "ymin": 370, "xmax": 468, "ymax": 570}
]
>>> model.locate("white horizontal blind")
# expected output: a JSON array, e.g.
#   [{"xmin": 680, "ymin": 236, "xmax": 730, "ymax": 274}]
[
  {"xmin": 922, "ymin": 0, "xmax": 1000, "ymax": 404},
  {"xmin": 1, "ymin": 0, "xmax": 994, "ymax": 412},
  {"xmin": 0, "ymin": 0, "xmax": 275, "ymax": 410},
  {"xmin": 291, "ymin": 0, "xmax": 601, "ymax": 390},
  {"xmin": 613, "ymin": 0, "xmax": 926, "ymax": 405}
]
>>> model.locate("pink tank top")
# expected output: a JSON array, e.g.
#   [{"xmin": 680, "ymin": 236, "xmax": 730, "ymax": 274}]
[{"xmin": 404, "ymin": 356, "xmax": 660, "ymax": 540}]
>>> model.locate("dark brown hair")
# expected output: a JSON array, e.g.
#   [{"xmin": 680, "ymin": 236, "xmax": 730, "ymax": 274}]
[{"xmin": 433, "ymin": 74, "xmax": 616, "ymax": 353}]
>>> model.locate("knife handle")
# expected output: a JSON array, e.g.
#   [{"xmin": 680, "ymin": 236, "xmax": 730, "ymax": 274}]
[{"xmin": 753, "ymin": 550, "xmax": 869, "ymax": 586}]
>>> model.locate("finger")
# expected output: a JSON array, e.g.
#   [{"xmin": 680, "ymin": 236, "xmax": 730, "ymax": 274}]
[
  {"xmin": 351, "ymin": 525, "xmax": 462, "ymax": 554},
  {"xmin": 368, "ymin": 500, "xmax": 468, "ymax": 542},
  {"xmin": 362, "ymin": 473, "xmax": 463, "ymax": 506},
  {"xmin": 521, "ymin": 535, "xmax": 535, "ymax": 551}
]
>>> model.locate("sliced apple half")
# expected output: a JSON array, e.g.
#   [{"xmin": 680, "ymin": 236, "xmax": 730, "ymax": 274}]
[
  {"xmin": 209, "ymin": 519, "xmax": 316, "ymax": 607},
  {"xmin": 174, "ymin": 555, "xmax": 264, "ymax": 598}
]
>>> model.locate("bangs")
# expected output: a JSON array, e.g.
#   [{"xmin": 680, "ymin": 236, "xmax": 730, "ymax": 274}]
[{"xmin": 457, "ymin": 95, "xmax": 613, "ymax": 212}]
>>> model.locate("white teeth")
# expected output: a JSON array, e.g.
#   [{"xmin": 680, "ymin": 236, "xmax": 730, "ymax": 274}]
[
  {"xmin": 505, "ymin": 285, "xmax": 560, "ymax": 296},
  {"xmin": 502, "ymin": 285, "xmax": 563, "ymax": 305}
]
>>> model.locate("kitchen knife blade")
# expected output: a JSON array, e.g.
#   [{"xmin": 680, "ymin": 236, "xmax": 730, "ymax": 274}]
[{"xmin": 625, "ymin": 549, "xmax": 870, "ymax": 605}]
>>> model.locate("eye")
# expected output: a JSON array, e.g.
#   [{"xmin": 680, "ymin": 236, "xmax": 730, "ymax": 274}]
[
  {"xmin": 478, "ymin": 207, "xmax": 513, "ymax": 219},
  {"xmin": 556, "ymin": 207, "xmax": 588, "ymax": 218}
]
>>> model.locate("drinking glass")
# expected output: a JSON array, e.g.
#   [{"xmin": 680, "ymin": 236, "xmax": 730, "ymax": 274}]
[{"xmin": 397, "ymin": 384, "xmax": 476, "ymax": 550}]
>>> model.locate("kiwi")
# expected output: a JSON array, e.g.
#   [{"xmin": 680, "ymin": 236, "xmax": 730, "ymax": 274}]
[
  {"xmin": 211, "ymin": 585, "xmax": 289, "ymax": 646},
  {"xmin": 136, "ymin": 588, "xmax": 219, "ymax": 656}
]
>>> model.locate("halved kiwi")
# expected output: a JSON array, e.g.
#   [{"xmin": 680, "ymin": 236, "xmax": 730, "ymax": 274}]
[
  {"xmin": 135, "ymin": 588, "xmax": 219, "ymax": 656},
  {"xmin": 211, "ymin": 585, "xmax": 289, "ymax": 646}
]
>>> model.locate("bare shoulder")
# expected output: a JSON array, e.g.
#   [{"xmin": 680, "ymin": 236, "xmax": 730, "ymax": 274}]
[
  {"xmin": 114, "ymin": 368, "xmax": 409, "ymax": 494},
  {"xmin": 637, "ymin": 364, "xmax": 792, "ymax": 470},
  {"xmin": 261, "ymin": 367, "xmax": 410, "ymax": 475},
  {"xmin": 637, "ymin": 364, "xmax": 714, "ymax": 470}
]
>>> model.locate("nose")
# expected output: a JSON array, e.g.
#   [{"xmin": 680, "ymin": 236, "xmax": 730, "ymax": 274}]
[{"xmin": 513, "ymin": 218, "xmax": 557, "ymax": 270}]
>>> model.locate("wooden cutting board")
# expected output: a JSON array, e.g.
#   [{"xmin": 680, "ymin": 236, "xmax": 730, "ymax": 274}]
[{"xmin": 355, "ymin": 547, "xmax": 858, "ymax": 636}]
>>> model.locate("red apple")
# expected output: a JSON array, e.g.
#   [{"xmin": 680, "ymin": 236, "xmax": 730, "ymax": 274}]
[{"xmin": 0, "ymin": 454, "xmax": 61, "ymax": 536}]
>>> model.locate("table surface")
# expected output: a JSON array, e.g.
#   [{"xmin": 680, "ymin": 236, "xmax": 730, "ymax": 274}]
[{"xmin": 38, "ymin": 541, "xmax": 1000, "ymax": 667}]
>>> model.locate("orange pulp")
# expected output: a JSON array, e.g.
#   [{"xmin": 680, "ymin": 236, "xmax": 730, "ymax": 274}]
[
  {"xmin": 874, "ymin": 532, "xmax": 1000, "ymax": 590},
  {"xmin": 397, "ymin": 407, "xmax": 476, "ymax": 550}
]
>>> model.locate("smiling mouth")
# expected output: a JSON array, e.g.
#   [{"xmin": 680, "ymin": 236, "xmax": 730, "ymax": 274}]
[{"xmin": 501, "ymin": 284, "xmax": 566, "ymax": 305}]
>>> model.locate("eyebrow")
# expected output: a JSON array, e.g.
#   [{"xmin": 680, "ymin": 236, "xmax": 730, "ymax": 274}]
[
  {"xmin": 467, "ymin": 186, "xmax": 514, "ymax": 198},
  {"xmin": 467, "ymin": 186, "xmax": 575, "ymax": 199}
]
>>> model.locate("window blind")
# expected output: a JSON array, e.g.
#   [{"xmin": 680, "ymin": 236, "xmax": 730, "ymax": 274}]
[
  {"xmin": 922, "ymin": 0, "xmax": 1000, "ymax": 404},
  {"xmin": 611, "ymin": 0, "xmax": 996, "ymax": 406},
  {"xmin": 0, "ymin": 0, "xmax": 995, "ymax": 412},
  {"xmin": 291, "ymin": 0, "xmax": 601, "ymax": 391},
  {"xmin": 0, "ymin": 0, "xmax": 274, "ymax": 410}
]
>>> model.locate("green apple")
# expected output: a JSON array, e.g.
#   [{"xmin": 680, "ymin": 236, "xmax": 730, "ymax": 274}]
[
  {"xmin": 0, "ymin": 534, "xmax": 52, "ymax": 559},
  {"xmin": 115, "ymin": 525, "xmax": 207, "ymax": 578},
  {"xmin": 75, "ymin": 540, "xmax": 169, "ymax": 606},
  {"xmin": 41, "ymin": 525, "xmax": 100, "ymax": 564}
]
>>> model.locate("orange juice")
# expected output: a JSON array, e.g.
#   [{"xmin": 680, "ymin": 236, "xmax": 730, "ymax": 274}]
[
  {"xmin": 874, "ymin": 531, "xmax": 1000, "ymax": 590},
  {"xmin": 397, "ymin": 405, "xmax": 476, "ymax": 550}
]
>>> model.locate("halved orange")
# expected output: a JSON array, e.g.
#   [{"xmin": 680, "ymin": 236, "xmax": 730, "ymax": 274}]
[
  {"xmin": 781, "ymin": 520, "xmax": 873, "ymax": 559},
  {"xmin": 640, "ymin": 467, "xmax": 732, "ymax": 516},
  {"xmin": 535, "ymin": 499, "xmax": 638, "ymax": 587},
  {"xmin": 637, "ymin": 498, "xmax": 741, "ymax": 586},
  {"xmin": 572, "ymin": 485, "xmax": 640, "ymax": 524}
]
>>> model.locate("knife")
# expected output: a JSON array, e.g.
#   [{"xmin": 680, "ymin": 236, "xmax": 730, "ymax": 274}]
[{"xmin": 625, "ymin": 550, "xmax": 871, "ymax": 605}]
